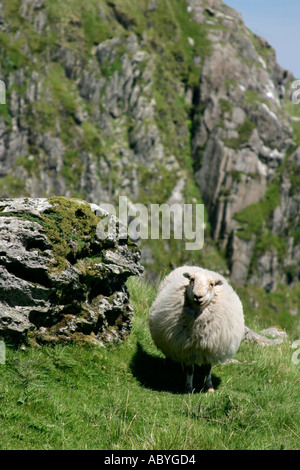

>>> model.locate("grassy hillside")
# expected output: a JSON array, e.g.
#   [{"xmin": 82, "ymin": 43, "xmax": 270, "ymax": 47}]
[{"xmin": 0, "ymin": 276, "xmax": 299, "ymax": 450}]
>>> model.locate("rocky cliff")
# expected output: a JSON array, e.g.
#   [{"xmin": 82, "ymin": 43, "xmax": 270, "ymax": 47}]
[{"xmin": 0, "ymin": 0, "xmax": 299, "ymax": 298}]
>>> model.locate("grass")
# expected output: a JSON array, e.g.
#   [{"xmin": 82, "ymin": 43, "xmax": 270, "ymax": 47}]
[
  {"xmin": 237, "ymin": 282, "xmax": 300, "ymax": 335},
  {"xmin": 224, "ymin": 116, "xmax": 256, "ymax": 149},
  {"xmin": 284, "ymin": 92, "xmax": 300, "ymax": 146},
  {"xmin": 0, "ymin": 276, "xmax": 299, "ymax": 450},
  {"xmin": 234, "ymin": 177, "xmax": 281, "ymax": 240}
]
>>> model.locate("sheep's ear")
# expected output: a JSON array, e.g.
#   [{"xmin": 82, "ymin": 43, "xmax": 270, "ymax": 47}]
[
  {"xmin": 215, "ymin": 279, "xmax": 223, "ymax": 286},
  {"xmin": 183, "ymin": 272, "xmax": 192, "ymax": 280}
]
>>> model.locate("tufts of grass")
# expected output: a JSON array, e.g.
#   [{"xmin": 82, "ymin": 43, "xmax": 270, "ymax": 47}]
[
  {"xmin": 224, "ymin": 116, "xmax": 256, "ymax": 149},
  {"xmin": 234, "ymin": 177, "xmax": 281, "ymax": 240}
]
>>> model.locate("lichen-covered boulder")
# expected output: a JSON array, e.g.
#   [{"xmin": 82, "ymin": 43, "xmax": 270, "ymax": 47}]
[{"xmin": 0, "ymin": 197, "xmax": 143, "ymax": 346}]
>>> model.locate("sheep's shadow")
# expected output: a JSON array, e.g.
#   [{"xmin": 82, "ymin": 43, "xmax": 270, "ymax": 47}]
[{"xmin": 130, "ymin": 342, "xmax": 221, "ymax": 394}]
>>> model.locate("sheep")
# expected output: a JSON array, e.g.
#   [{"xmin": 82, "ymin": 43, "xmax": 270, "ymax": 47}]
[{"xmin": 149, "ymin": 266, "xmax": 245, "ymax": 393}]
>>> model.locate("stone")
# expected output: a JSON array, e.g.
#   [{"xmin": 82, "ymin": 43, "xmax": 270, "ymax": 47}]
[
  {"xmin": 259, "ymin": 327, "xmax": 288, "ymax": 340},
  {"xmin": 0, "ymin": 197, "xmax": 143, "ymax": 346},
  {"xmin": 228, "ymin": 233, "xmax": 255, "ymax": 285},
  {"xmin": 254, "ymin": 248, "xmax": 279, "ymax": 292},
  {"xmin": 231, "ymin": 107, "xmax": 245, "ymax": 126},
  {"xmin": 244, "ymin": 326, "xmax": 287, "ymax": 346}
]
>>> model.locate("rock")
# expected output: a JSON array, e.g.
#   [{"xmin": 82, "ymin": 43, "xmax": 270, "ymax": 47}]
[
  {"xmin": 0, "ymin": 197, "xmax": 143, "ymax": 346},
  {"xmin": 244, "ymin": 326, "xmax": 287, "ymax": 346},
  {"xmin": 252, "ymin": 248, "xmax": 280, "ymax": 292},
  {"xmin": 228, "ymin": 233, "xmax": 255, "ymax": 285},
  {"xmin": 259, "ymin": 327, "xmax": 288, "ymax": 340}
]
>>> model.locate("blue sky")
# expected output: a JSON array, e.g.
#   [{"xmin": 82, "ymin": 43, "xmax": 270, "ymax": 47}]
[{"xmin": 224, "ymin": 0, "xmax": 300, "ymax": 78}]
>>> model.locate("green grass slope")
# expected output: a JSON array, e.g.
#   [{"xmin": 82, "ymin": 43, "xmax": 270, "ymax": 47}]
[{"xmin": 0, "ymin": 277, "xmax": 299, "ymax": 450}]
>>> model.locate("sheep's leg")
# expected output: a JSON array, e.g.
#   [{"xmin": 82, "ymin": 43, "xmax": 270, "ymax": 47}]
[
  {"xmin": 202, "ymin": 364, "xmax": 214, "ymax": 392},
  {"xmin": 185, "ymin": 364, "xmax": 194, "ymax": 393}
]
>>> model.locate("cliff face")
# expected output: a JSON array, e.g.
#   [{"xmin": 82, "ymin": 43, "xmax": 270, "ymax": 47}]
[
  {"xmin": 187, "ymin": 0, "xmax": 300, "ymax": 291},
  {"xmin": 0, "ymin": 0, "xmax": 299, "ymax": 293}
]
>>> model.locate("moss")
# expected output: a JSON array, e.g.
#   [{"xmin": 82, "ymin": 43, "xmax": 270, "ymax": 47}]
[
  {"xmin": 225, "ymin": 78, "xmax": 237, "ymax": 88},
  {"xmin": 255, "ymin": 232, "xmax": 288, "ymax": 262},
  {"xmin": 291, "ymin": 227, "xmax": 300, "ymax": 245},
  {"xmin": 29, "ymin": 63, "xmax": 81, "ymax": 137},
  {"xmin": 234, "ymin": 177, "xmax": 281, "ymax": 240},
  {"xmin": 47, "ymin": 63, "xmax": 78, "ymax": 116},
  {"xmin": 0, "ymin": 99, "xmax": 13, "ymax": 130},
  {"xmin": 0, "ymin": 31, "xmax": 30, "ymax": 71},
  {"xmin": 100, "ymin": 56, "xmax": 124, "ymax": 78},
  {"xmin": 40, "ymin": 197, "xmax": 101, "ymax": 273},
  {"xmin": 81, "ymin": 2, "xmax": 112, "ymax": 47},
  {"xmin": 244, "ymin": 89, "xmax": 268, "ymax": 106},
  {"xmin": 81, "ymin": 122, "xmax": 102, "ymax": 154},
  {"xmin": 287, "ymin": 162, "xmax": 300, "ymax": 196},
  {"xmin": 224, "ymin": 117, "xmax": 255, "ymax": 149},
  {"xmin": 0, "ymin": 0, "xmax": 58, "ymax": 70},
  {"xmin": 219, "ymin": 99, "xmax": 233, "ymax": 114},
  {"xmin": 0, "ymin": 197, "xmax": 102, "ymax": 271},
  {"xmin": 228, "ymin": 170, "xmax": 243, "ymax": 183},
  {"xmin": 62, "ymin": 149, "xmax": 83, "ymax": 189}
]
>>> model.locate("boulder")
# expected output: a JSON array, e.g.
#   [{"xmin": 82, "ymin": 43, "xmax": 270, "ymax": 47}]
[
  {"xmin": 0, "ymin": 197, "xmax": 143, "ymax": 346},
  {"xmin": 244, "ymin": 326, "xmax": 287, "ymax": 346}
]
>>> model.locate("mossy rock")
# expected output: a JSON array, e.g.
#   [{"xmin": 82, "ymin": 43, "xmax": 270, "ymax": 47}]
[{"xmin": 0, "ymin": 197, "xmax": 143, "ymax": 347}]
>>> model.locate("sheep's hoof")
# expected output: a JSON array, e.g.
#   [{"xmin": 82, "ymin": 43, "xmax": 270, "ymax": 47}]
[{"xmin": 207, "ymin": 387, "xmax": 215, "ymax": 393}]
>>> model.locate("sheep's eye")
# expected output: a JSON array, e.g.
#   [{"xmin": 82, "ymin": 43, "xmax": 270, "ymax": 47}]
[{"xmin": 209, "ymin": 282, "xmax": 214, "ymax": 289}]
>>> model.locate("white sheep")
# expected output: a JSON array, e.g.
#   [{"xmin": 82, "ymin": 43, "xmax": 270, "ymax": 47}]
[{"xmin": 149, "ymin": 266, "xmax": 245, "ymax": 393}]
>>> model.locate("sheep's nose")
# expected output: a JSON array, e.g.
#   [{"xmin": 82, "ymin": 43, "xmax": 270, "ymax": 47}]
[{"xmin": 194, "ymin": 294, "xmax": 203, "ymax": 303}]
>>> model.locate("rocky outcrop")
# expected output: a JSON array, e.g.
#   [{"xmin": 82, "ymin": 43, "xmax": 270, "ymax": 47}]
[
  {"xmin": 0, "ymin": 197, "xmax": 143, "ymax": 345},
  {"xmin": 227, "ymin": 145, "xmax": 300, "ymax": 291}
]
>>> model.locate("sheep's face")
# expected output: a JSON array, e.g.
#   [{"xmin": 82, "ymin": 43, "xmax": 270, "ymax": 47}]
[{"xmin": 183, "ymin": 272, "xmax": 223, "ymax": 309}]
